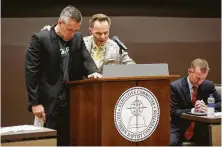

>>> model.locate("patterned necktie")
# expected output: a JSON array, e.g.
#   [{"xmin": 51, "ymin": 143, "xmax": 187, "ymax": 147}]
[
  {"xmin": 93, "ymin": 46, "xmax": 102, "ymax": 61},
  {"xmin": 184, "ymin": 86, "xmax": 197, "ymax": 140}
]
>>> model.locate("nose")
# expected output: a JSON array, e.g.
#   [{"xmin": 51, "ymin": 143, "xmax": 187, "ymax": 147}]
[
  {"xmin": 69, "ymin": 32, "xmax": 75, "ymax": 37},
  {"xmin": 100, "ymin": 34, "xmax": 105, "ymax": 40}
]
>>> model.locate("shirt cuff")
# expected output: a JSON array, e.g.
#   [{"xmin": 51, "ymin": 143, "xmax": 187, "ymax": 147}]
[{"xmin": 191, "ymin": 108, "xmax": 195, "ymax": 113}]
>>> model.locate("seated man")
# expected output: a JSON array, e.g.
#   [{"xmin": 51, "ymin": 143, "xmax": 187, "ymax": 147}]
[
  {"xmin": 170, "ymin": 58, "xmax": 221, "ymax": 146},
  {"xmin": 41, "ymin": 13, "xmax": 135, "ymax": 74}
]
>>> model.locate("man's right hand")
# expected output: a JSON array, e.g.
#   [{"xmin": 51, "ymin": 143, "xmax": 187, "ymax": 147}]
[
  {"xmin": 88, "ymin": 72, "xmax": 102, "ymax": 79},
  {"xmin": 32, "ymin": 105, "xmax": 46, "ymax": 122},
  {"xmin": 194, "ymin": 100, "xmax": 207, "ymax": 113},
  {"xmin": 41, "ymin": 25, "xmax": 52, "ymax": 31}
]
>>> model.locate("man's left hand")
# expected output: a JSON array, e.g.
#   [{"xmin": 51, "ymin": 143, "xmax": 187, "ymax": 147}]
[
  {"xmin": 41, "ymin": 25, "xmax": 51, "ymax": 31},
  {"xmin": 194, "ymin": 100, "xmax": 207, "ymax": 113},
  {"xmin": 88, "ymin": 72, "xmax": 102, "ymax": 79}
]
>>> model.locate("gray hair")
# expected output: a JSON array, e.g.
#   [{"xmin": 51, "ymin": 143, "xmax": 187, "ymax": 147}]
[{"xmin": 59, "ymin": 5, "xmax": 82, "ymax": 23}]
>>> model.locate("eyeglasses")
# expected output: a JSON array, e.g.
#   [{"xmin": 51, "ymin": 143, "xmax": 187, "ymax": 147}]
[{"xmin": 62, "ymin": 21, "xmax": 78, "ymax": 34}]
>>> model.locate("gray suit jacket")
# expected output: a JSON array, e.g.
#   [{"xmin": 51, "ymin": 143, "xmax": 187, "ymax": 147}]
[{"xmin": 83, "ymin": 35, "xmax": 135, "ymax": 73}]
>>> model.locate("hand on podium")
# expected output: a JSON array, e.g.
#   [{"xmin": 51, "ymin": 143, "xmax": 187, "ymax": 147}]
[{"xmin": 88, "ymin": 72, "xmax": 102, "ymax": 79}]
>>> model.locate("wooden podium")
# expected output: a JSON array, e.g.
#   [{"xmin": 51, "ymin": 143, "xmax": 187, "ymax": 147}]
[{"xmin": 68, "ymin": 75, "xmax": 179, "ymax": 146}]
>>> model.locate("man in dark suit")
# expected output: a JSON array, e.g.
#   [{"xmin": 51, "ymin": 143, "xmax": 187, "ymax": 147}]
[
  {"xmin": 170, "ymin": 58, "xmax": 221, "ymax": 146},
  {"xmin": 25, "ymin": 5, "xmax": 102, "ymax": 146}
]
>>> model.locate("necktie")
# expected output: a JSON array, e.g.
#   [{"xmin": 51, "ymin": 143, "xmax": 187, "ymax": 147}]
[
  {"xmin": 93, "ymin": 46, "xmax": 102, "ymax": 61},
  {"xmin": 184, "ymin": 86, "xmax": 197, "ymax": 140}
]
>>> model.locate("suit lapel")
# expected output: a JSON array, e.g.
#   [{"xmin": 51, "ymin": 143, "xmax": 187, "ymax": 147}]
[
  {"xmin": 69, "ymin": 38, "xmax": 75, "ymax": 55},
  {"xmin": 68, "ymin": 37, "xmax": 77, "ymax": 71},
  {"xmin": 84, "ymin": 36, "xmax": 92, "ymax": 53},
  {"xmin": 182, "ymin": 77, "xmax": 192, "ymax": 104},
  {"xmin": 50, "ymin": 27, "xmax": 63, "ymax": 70}
]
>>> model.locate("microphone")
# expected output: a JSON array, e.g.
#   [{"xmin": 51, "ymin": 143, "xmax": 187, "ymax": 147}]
[{"xmin": 112, "ymin": 36, "xmax": 128, "ymax": 52}]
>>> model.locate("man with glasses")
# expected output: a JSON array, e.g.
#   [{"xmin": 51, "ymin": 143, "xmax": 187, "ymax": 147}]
[
  {"xmin": 25, "ymin": 5, "xmax": 101, "ymax": 146},
  {"xmin": 170, "ymin": 58, "xmax": 221, "ymax": 146}
]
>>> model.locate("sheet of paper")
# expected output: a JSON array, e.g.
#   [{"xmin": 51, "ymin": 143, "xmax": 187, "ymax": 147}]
[
  {"xmin": 0, "ymin": 125, "xmax": 43, "ymax": 134},
  {"xmin": 34, "ymin": 116, "xmax": 44, "ymax": 127},
  {"xmin": 215, "ymin": 112, "xmax": 222, "ymax": 116}
]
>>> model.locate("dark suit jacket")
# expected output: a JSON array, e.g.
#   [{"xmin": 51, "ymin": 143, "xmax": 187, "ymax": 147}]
[
  {"xmin": 170, "ymin": 76, "xmax": 221, "ymax": 135},
  {"xmin": 25, "ymin": 27, "xmax": 98, "ymax": 116}
]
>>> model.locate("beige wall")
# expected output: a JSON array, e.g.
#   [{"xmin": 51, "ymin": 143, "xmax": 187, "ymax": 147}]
[{"xmin": 1, "ymin": 16, "xmax": 221, "ymax": 127}]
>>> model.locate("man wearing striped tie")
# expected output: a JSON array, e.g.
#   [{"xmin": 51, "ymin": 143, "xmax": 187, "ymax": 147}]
[{"xmin": 170, "ymin": 58, "xmax": 221, "ymax": 146}]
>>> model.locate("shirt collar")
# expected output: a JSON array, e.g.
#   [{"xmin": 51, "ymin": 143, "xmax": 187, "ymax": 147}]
[{"xmin": 187, "ymin": 76, "xmax": 194, "ymax": 91}]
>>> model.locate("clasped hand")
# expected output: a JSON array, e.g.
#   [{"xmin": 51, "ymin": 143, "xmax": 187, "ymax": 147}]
[{"xmin": 194, "ymin": 100, "xmax": 207, "ymax": 113}]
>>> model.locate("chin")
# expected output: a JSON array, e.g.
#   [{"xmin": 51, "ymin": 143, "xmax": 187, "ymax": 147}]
[
  {"xmin": 97, "ymin": 41, "xmax": 102, "ymax": 44},
  {"xmin": 65, "ymin": 38, "xmax": 72, "ymax": 41},
  {"xmin": 195, "ymin": 84, "xmax": 200, "ymax": 87},
  {"xmin": 97, "ymin": 41, "xmax": 106, "ymax": 46}
]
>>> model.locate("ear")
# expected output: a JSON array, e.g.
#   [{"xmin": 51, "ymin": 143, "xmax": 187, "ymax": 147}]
[
  {"xmin": 188, "ymin": 68, "xmax": 192, "ymax": 74},
  {"xmin": 88, "ymin": 27, "xmax": 92, "ymax": 35},
  {"xmin": 58, "ymin": 19, "xmax": 63, "ymax": 25}
]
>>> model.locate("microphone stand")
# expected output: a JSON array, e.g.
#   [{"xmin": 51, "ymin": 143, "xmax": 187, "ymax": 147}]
[
  {"xmin": 117, "ymin": 44, "xmax": 128, "ymax": 64},
  {"xmin": 119, "ymin": 46, "xmax": 128, "ymax": 55}
]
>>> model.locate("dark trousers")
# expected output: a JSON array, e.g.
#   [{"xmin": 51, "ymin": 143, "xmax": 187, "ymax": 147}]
[
  {"xmin": 170, "ymin": 131, "xmax": 181, "ymax": 146},
  {"xmin": 170, "ymin": 123, "xmax": 209, "ymax": 146},
  {"xmin": 45, "ymin": 104, "xmax": 70, "ymax": 146}
]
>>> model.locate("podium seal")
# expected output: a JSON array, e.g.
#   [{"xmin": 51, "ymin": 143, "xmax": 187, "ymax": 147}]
[{"xmin": 114, "ymin": 87, "xmax": 160, "ymax": 142}]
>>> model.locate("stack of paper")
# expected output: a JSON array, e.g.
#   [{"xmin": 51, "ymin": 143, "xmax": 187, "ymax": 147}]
[
  {"xmin": 0, "ymin": 125, "xmax": 43, "ymax": 134},
  {"xmin": 215, "ymin": 112, "xmax": 222, "ymax": 116}
]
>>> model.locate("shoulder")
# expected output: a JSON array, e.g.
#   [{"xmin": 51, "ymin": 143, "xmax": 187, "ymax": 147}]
[
  {"xmin": 29, "ymin": 30, "xmax": 53, "ymax": 45},
  {"xmin": 73, "ymin": 32, "xmax": 84, "ymax": 40},
  {"xmin": 35, "ymin": 30, "xmax": 50, "ymax": 39},
  {"xmin": 171, "ymin": 77, "xmax": 184, "ymax": 86},
  {"xmin": 83, "ymin": 35, "xmax": 91, "ymax": 41},
  {"xmin": 83, "ymin": 35, "xmax": 93, "ymax": 43},
  {"xmin": 27, "ymin": 30, "xmax": 49, "ymax": 45},
  {"xmin": 171, "ymin": 77, "xmax": 186, "ymax": 90},
  {"xmin": 83, "ymin": 36, "xmax": 93, "ymax": 51},
  {"xmin": 71, "ymin": 32, "xmax": 84, "ymax": 47},
  {"xmin": 200, "ymin": 80, "xmax": 215, "ymax": 89},
  {"xmin": 74, "ymin": 31, "xmax": 82, "ymax": 37},
  {"xmin": 203, "ymin": 79, "xmax": 214, "ymax": 85},
  {"xmin": 106, "ymin": 38, "xmax": 119, "ymax": 49}
]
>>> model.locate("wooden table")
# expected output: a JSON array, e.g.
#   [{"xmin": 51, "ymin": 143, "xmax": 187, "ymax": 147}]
[
  {"xmin": 181, "ymin": 113, "xmax": 221, "ymax": 146},
  {"xmin": 181, "ymin": 113, "xmax": 221, "ymax": 124},
  {"xmin": 1, "ymin": 125, "xmax": 57, "ymax": 146}
]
